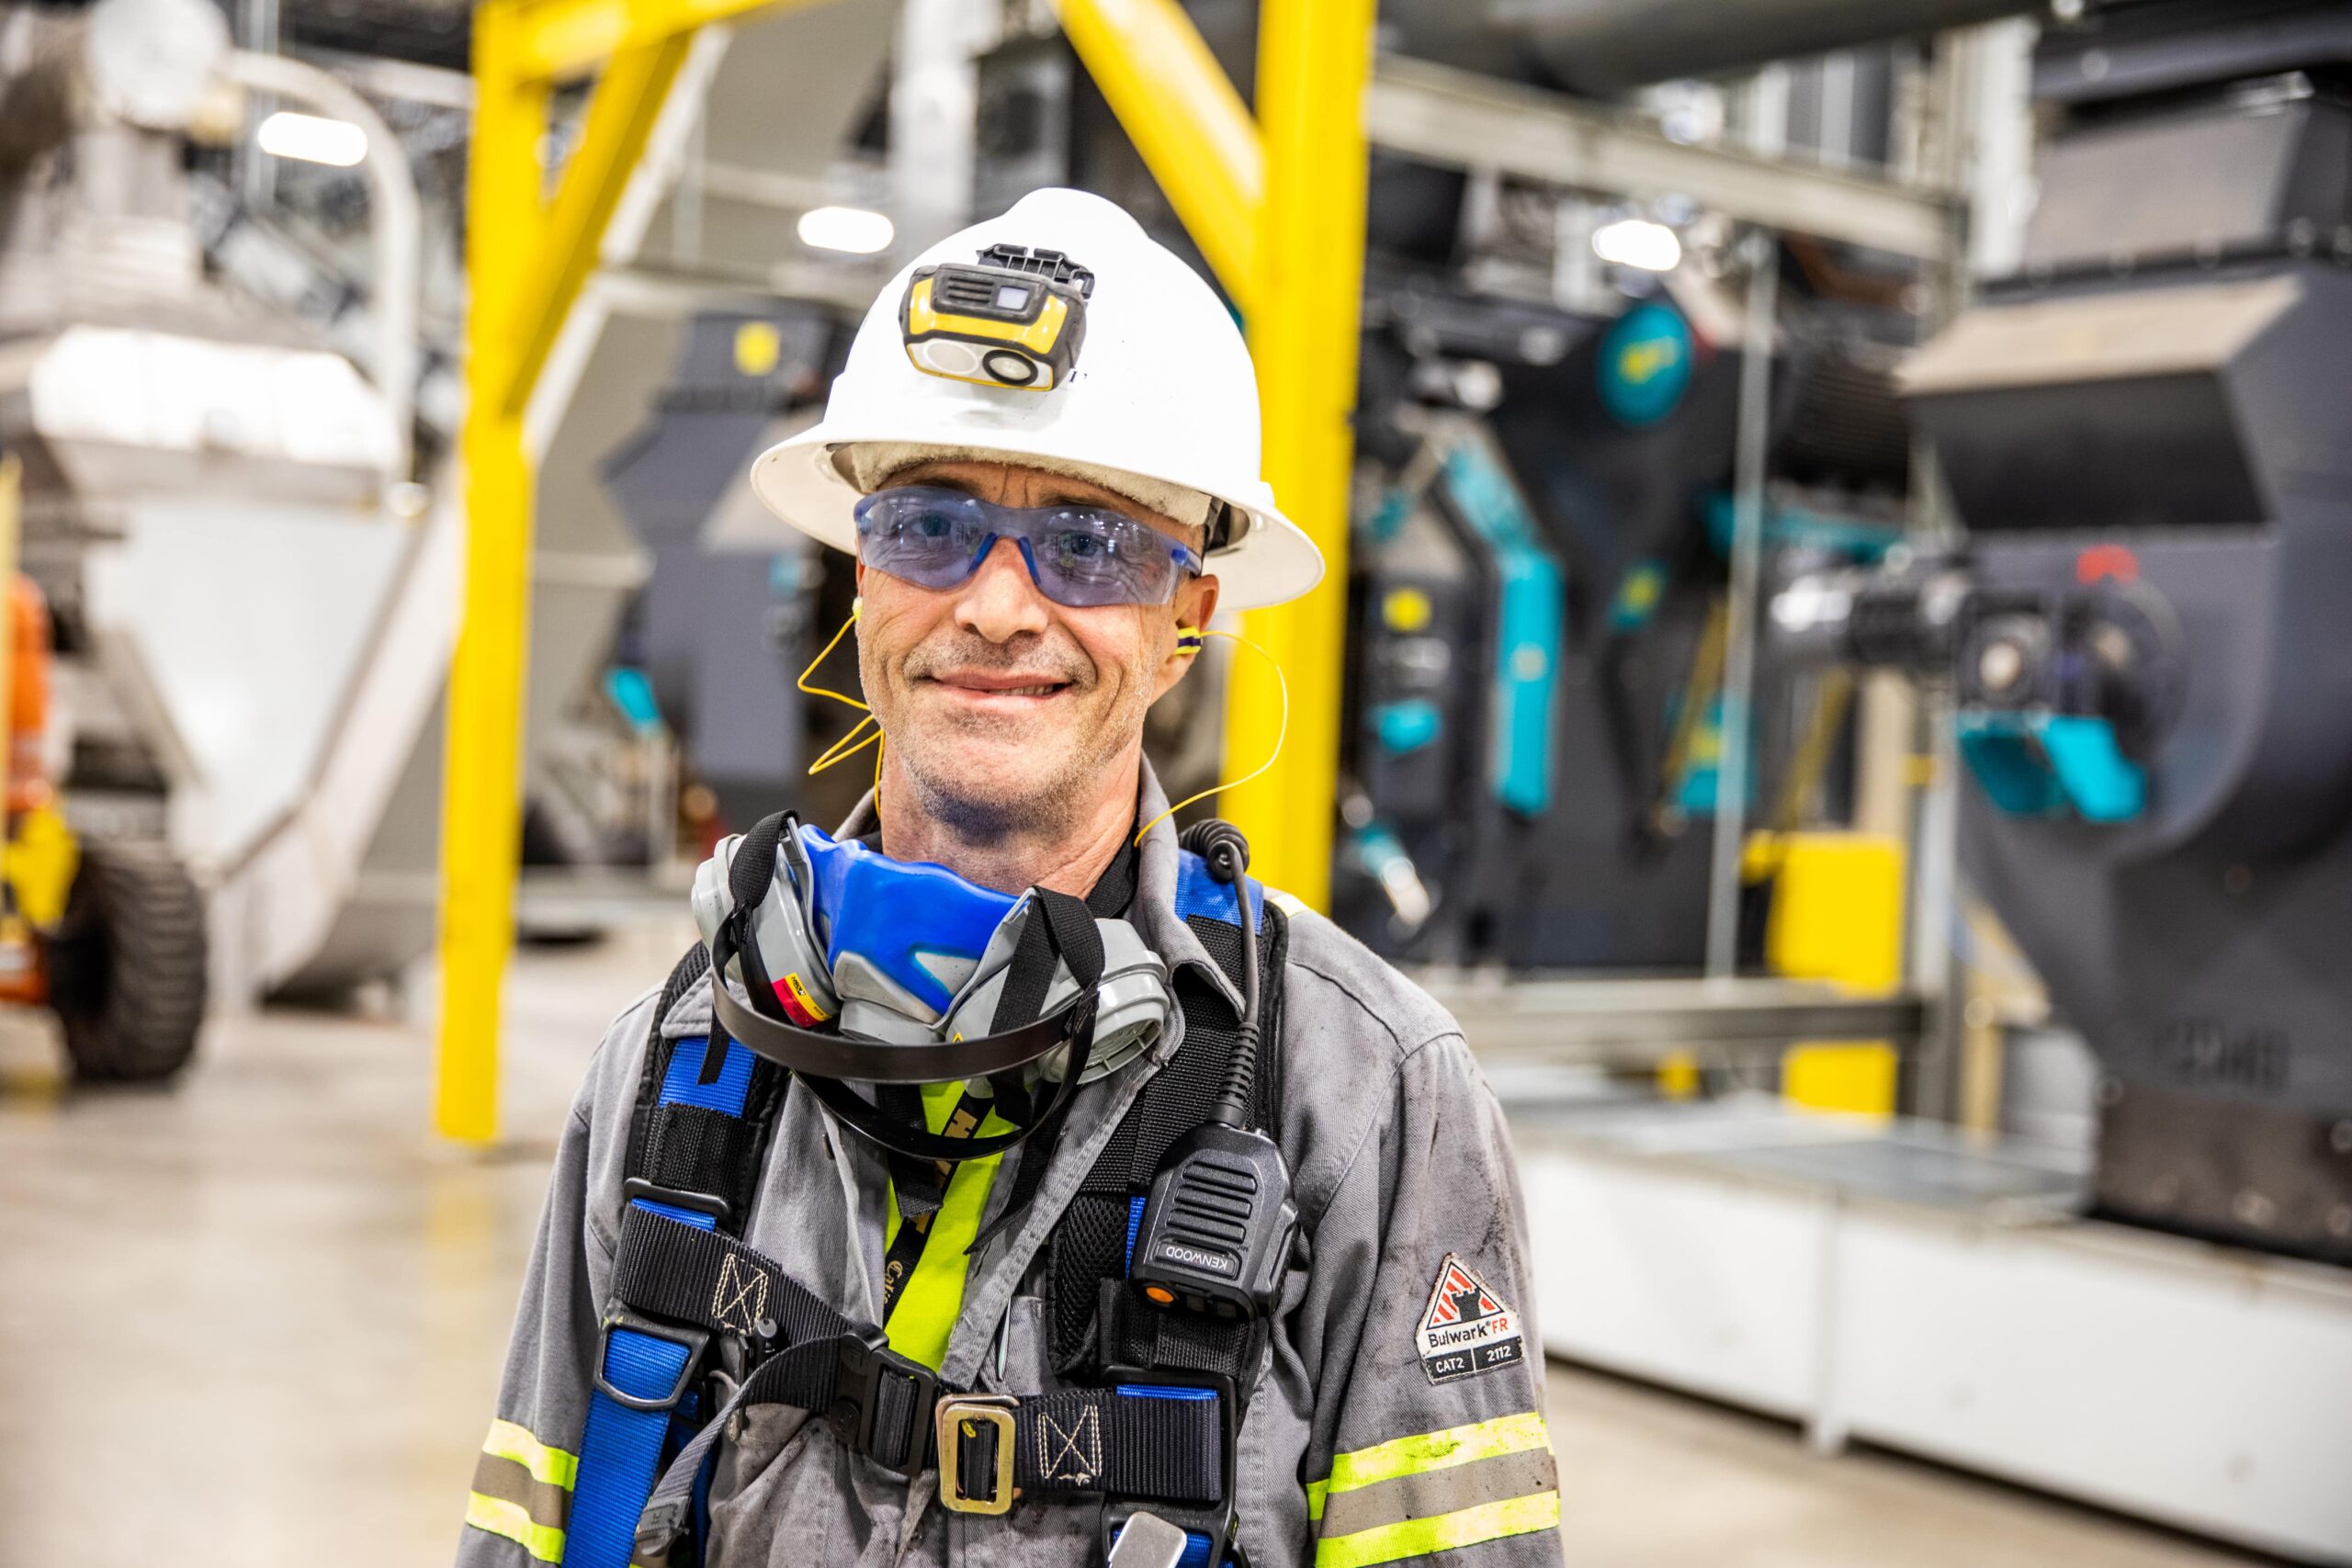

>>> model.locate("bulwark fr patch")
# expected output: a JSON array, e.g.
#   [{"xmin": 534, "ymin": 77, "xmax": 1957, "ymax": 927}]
[{"xmin": 1416, "ymin": 1253, "xmax": 1526, "ymax": 1384}]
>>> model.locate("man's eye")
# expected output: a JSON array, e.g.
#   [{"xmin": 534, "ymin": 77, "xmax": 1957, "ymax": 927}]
[{"xmin": 899, "ymin": 511, "xmax": 956, "ymax": 541}]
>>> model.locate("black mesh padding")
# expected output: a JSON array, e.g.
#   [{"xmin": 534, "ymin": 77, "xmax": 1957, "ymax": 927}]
[{"xmin": 1050, "ymin": 1193, "xmax": 1132, "ymax": 1367}]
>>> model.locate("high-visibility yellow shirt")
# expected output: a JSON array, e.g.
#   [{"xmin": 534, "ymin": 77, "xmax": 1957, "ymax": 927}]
[{"xmin": 879, "ymin": 1081, "xmax": 1011, "ymax": 1370}]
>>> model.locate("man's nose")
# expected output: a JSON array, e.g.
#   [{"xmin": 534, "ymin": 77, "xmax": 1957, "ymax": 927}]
[{"xmin": 955, "ymin": 536, "xmax": 1052, "ymax": 642}]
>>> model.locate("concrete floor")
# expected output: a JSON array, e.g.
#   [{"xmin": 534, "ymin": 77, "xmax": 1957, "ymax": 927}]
[{"xmin": 0, "ymin": 920, "xmax": 2265, "ymax": 1568}]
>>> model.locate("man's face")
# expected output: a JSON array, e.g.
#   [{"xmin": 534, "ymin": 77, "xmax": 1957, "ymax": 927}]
[{"xmin": 854, "ymin": 459, "xmax": 1220, "ymax": 832}]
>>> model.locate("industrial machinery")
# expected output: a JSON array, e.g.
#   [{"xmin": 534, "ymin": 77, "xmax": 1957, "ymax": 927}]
[
  {"xmin": 1776, "ymin": 0, "xmax": 2352, "ymax": 1270},
  {"xmin": 0, "ymin": 457, "xmax": 204, "ymax": 1077},
  {"xmin": 1335, "ymin": 270, "xmax": 1908, "ymax": 970},
  {"xmin": 601, "ymin": 310, "xmax": 840, "ymax": 838},
  {"xmin": 966, "ymin": 6, "xmax": 1918, "ymax": 975}
]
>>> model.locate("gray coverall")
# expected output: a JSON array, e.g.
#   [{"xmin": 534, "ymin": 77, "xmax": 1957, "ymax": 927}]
[{"xmin": 459, "ymin": 770, "xmax": 1564, "ymax": 1568}]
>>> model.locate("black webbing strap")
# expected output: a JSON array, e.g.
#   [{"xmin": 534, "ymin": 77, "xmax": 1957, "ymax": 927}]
[
  {"xmin": 623, "ymin": 943, "xmax": 710, "ymax": 1186},
  {"xmin": 879, "ymin": 1086, "xmax": 991, "ymax": 1315},
  {"xmin": 613, "ymin": 1205, "xmax": 842, "ymax": 1348},
  {"xmin": 947, "ymin": 1387, "xmax": 1224, "ymax": 1506},
  {"xmin": 961, "ymin": 882, "xmax": 1121, "ymax": 1257},
  {"xmin": 639, "ymin": 1105, "xmax": 756, "ymax": 1207}
]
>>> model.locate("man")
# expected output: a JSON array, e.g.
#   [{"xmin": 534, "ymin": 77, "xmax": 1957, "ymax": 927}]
[{"xmin": 461, "ymin": 188, "xmax": 1559, "ymax": 1568}]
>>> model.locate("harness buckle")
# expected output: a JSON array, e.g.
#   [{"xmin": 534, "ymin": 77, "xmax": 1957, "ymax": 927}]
[
  {"xmin": 592, "ymin": 1306, "xmax": 712, "ymax": 1413},
  {"xmin": 831, "ymin": 1328, "xmax": 938, "ymax": 1475},
  {"xmin": 934, "ymin": 1394, "xmax": 1020, "ymax": 1516},
  {"xmin": 621, "ymin": 1174, "xmax": 733, "ymax": 1225}
]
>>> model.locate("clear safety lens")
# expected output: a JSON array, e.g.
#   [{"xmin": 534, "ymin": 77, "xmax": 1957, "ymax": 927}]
[{"xmin": 854, "ymin": 487, "xmax": 1203, "ymax": 608}]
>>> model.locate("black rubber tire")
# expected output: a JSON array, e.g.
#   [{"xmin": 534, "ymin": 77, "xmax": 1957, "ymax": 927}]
[{"xmin": 47, "ymin": 840, "xmax": 209, "ymax": 1083}]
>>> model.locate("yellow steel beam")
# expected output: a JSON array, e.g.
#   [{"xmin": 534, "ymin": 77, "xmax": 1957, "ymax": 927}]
[
  {"xmin": 498, "ymin": 33, "xmax": 695, "ymax": 415},
  {"xmin": 510, "ymin": 0, "xmax": 776, "ymax": 82},
  {"xmin": 438, "ymin": 0, "xmax": 550, "ymax": 1142},
  {"xmin": 1218, "ymin": 0, "xmax": 1373, "ymax": 910},
  {"xmin": 1052, "ymin": 0, "xmax": 1368, "ymax": 909},
  {"xmin": 1052, "ymin": 0, "xmax": 1262, "ymax": 306}
]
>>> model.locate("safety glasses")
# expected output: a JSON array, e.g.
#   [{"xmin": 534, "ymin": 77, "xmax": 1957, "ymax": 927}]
[{"xmin": 853, "ymin": 486, "xmax": 1204, "ymax": 608}]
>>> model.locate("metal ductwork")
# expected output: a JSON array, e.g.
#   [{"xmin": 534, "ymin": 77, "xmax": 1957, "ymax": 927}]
[{"xmin": 1480, "ymin": 0, "xmax": 2039, "ymax": 94}]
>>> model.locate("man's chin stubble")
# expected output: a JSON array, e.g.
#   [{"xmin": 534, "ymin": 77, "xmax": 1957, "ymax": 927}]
[{"xmin": 897, "ymin": 750, "xmax": 1079, "ymax": 840}]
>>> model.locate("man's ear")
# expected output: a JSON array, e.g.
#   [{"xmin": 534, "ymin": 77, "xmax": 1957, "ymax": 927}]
[{"xmin": 1150, "ymin": 573, "xmax": 1221, "ymax": 703}]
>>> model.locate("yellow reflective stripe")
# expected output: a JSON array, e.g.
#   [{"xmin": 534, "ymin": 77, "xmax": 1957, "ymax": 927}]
[
  {"xmin": 481, "ymin": 1417, "xmax": 577, "ymax": 1492},
  {"xmin": 1314, "ymin": 1489, "xmax": 1560, "ymax": 1568},
  {"xmin": 881, "ymin": 1083, "xmax": 1011, "ymax": 1371},
  {"xmin": 465, "ymin": 1490, "xmax": 567, "ymax": 1562},
  {"xmin": 1306, "ymin": 1477, "xmax": 1329, "ymax": 1522},
  {"xmin": 1324, "ymin": 1410, "xmax": 1552, "ymax": 1495}
]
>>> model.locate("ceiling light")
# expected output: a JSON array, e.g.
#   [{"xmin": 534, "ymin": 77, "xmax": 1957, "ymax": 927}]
[
  {"xmin": 256, "ymin": 109, "xmax": 367, "ymax": 168},
  {"xmin": 797, "ymin": 206, "xmax": 896, "ymax": 255},
  {"xmin": 1592, "ymin": 217, "xmax": 1683, "ymax": 274}
]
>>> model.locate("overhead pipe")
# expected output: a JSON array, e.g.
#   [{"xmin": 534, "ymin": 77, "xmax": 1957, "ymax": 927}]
[{"xmin": 220, "ymin": 47, "xmax": 423, "ymax": 485}]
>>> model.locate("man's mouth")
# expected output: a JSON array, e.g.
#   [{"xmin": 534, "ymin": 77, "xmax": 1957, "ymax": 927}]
[{"xmin": 923, "ymin": 670, "xmax": 1075, "ymax": 700}]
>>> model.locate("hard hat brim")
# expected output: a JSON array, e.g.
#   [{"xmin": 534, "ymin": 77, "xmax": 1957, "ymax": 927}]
[{"xmin": 750, "ymin": 424, "xmax": 1326, "ymax": 614}]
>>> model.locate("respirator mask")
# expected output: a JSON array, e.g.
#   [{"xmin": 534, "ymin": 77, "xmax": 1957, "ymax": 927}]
[{"xmin": 689, "ymin": 810, "xmax": 1171, "ymax": 1162}]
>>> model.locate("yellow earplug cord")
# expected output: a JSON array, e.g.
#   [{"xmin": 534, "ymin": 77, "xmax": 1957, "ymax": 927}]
[
  {"xmin": 1133, "ymin": 626, "xmax": 1288, "ymax": 846},
  {"xmin": 798, "ymin": 599, "xmax": 886, "ymax": 784}
]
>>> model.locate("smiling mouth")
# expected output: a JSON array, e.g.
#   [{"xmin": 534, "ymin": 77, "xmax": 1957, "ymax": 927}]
[{"xmin": 924, "ymin": 674, "xmax": 1072, "ymax": 699}]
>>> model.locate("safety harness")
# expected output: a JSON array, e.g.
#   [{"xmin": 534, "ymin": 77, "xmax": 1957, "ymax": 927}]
[{"xmin": 565, "ymin": 835, "xmax": 1288, "ymax": 1568}]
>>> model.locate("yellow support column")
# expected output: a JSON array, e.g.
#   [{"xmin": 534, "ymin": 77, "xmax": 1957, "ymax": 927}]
[
  {"xmin": 436, "ymin": 0, "xmax": 548, "ymax": 1143},
  {"xmin": 1053, "ymin": 0, "xmax": 1261, "ymax": 305},
  {"xmin": 433, "ymin": 0, "xmax": 828, "ymax": 1139},
  {"xmin": 1223, "ymin": 0, "xmax": 1373, "ymax": 910}
]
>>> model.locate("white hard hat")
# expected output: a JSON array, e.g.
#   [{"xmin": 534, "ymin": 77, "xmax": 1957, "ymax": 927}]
[{"xmin": 750, "ymin": 188, "xmax": 1323, "ymax": 612}]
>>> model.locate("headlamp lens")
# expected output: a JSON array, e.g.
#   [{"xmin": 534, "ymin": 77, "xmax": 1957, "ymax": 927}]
[{"xmin": 854, "ymin": 487, "xmax": 1204, "ymax": 608}]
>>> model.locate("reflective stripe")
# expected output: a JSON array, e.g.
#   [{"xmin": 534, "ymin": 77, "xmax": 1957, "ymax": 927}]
[
  {"xmin": 1326, "ymin": 1410, "xmax": 1551, "ymax": 1494},
  {"xmin": 465, "ymin": 1490, "xmax": 568, "ymax": 1563},
  {"xmin": 881, "ymin": 1082, "xmax": 1012, "ymax": 1371},
  {"xmin": 1317, "ymin": 1448, "xmax": 1557, "ymax": 1538},
  {"xmin": 472, "ymin": 1452, "xmax": 571, "ymax": 1531},
  {"xmin": 1305, "ymin": 1411, "xmax": 1559, "ymax": 1564},
  {"xmin": 481, "ymin": 1417, "xmax": 578, "ymax": 1492},
  {"xmin": 1314, "ymin": 1490, "xmax": 1561, "ymax": 1568}
]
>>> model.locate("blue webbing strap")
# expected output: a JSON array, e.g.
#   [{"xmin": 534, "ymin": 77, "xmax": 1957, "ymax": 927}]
[{"xmin": 567, "ymin": 1035, "xmax": 754, "ymax": 1568}]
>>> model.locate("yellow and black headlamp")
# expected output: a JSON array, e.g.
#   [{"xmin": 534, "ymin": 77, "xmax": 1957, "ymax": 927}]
[{"xmin": 899, "ymin": 243, "xmax": 1092, "ymax": 391}]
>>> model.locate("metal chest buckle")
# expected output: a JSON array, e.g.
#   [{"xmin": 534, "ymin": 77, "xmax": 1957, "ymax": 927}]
[{"xmin": 935, "ymin": 1394, "xmax": 1019, "ymax": 1516}]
